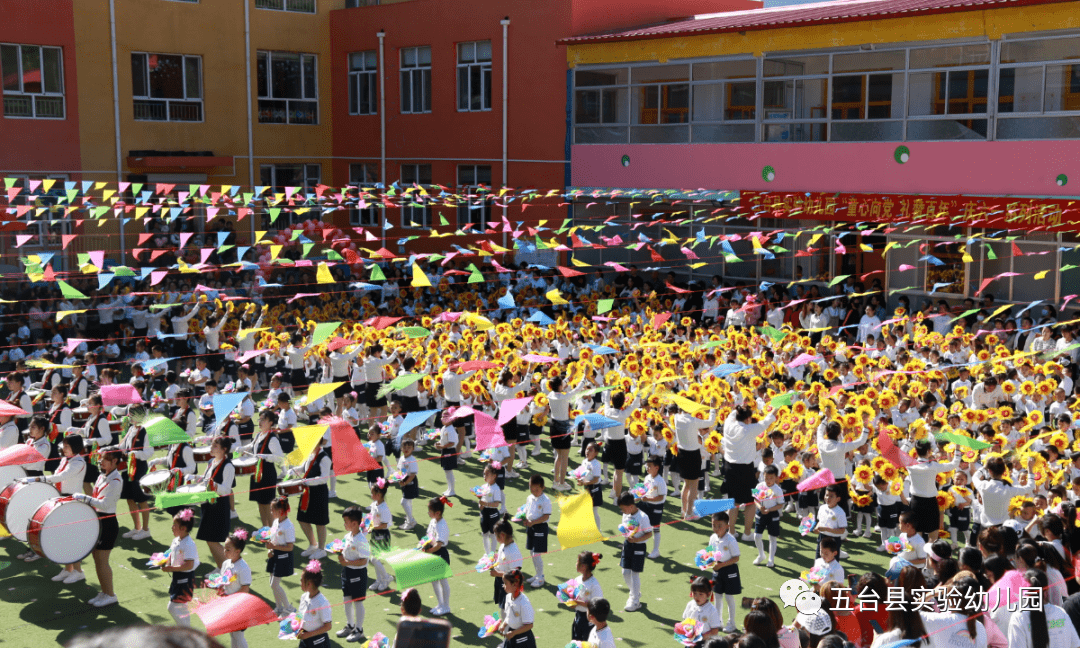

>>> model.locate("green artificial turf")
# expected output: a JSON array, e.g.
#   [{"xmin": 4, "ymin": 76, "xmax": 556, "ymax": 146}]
[{"xmin": 0, "ymin": 442, "xmax": 893, "ymax": 647}]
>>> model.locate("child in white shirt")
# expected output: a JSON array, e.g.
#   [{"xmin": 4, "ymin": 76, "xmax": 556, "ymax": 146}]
[
  {"xmin": 587, "ymin": 598, "xmax": 617, "ymax": 648},
  {"xmin": 684, "ymin": 577, "xmax": 723, "ymax": 643},
  {"xmin": 219, "ymin": 532, "xmax": 254, "ymax": 648}
]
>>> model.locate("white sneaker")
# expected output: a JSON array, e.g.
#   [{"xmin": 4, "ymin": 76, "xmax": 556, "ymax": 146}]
[
  {"xmin": 531, "ymin": 578, "xmax": 545, "ymax": 588},
  {"xmin": 121, "ymin": 529, "xmax": 139, "ymax": 539},
  {"xmin": 52, "ymin": 571, "xmax": 70, "ymax": 582},
  {"xmin": 92, "ymin": 594, "xmax": 118, "ymax": 608},
  {"xmin": 400, "ymin": 522, "xmax": 416, "ymax": 531},
  {"xmin": 875, "ymin": 545, "xmax": 887, "ymax": 553},
  {"xmin": 530, "ymin": 449, "xmax": 541, "ymax": 457},
  {"xmin": 740, "ymin": 533, "xmax": 754, "ymax": 542},
  {"xmin": 24, "ymin": 553, "xmax": 40, "ymax": 562},
  {"xmin": 132, "ymin": 529, "xmax": 152, "ymax": 541},
  {"xmin": 308, "ymin": 549, "xmax": 327, "ymax": 560},
  {"xmin": 87, "ymin": 593, "xmax": 105, "ymax": 606},
  {"xmin": 553, "ymin": 483, "xmax": 572, "ymax": 492},
  {"xmin": 722, "ymin": 626, "xmax": 738, "ymax": 634},
  {"xmin": 229, "ymin": 511, "xmax": 239, "ymax": 519},
  {"xmin": 647, "ymin": 551, "xmax": 660, "ymax": 559},
  {"xmin": 852, "ymin": 529, "xmax": 862, "ymax": 537},
  {"xmin": 862, "ymin": 530, "xmax": 874, "ymax": 539},
  {"xmin": 337, "ymin": 625, "xmax": 357, "ymax": 638},
  {"xmin": 766, "ymin": 560, "xmax": 775, "ymax": 568},
  {"xmin": 301, "ymin": 547, "xmax": 315, "ymax": 557},
  {"xmin": 624, "ymin": 601, "xmax": 641, "ymax": 612},
  {"xmin": 753, "ymin": 556, "xmax": 764, "ymax": 566},
  {"xmin": 64, "ymin": 571, "xmax": 86, "ymax": 584},
  {"xmin": 839, "ymin": 550, "xmax": 850, "ymax": 560},
  {"xmin": 328, "ymin": 490, "xmax": 337, "ymax": 498},
  {"xmin": 346, "ymin": 629, "xmax": 366, "ymax": 642},
  {"xmin": 514, "ymin": 461, "xmax": 527, "ymax": 469},
  {"xmin": 430, "ymin": 606, "xmax": 448, "ymax": 616}
]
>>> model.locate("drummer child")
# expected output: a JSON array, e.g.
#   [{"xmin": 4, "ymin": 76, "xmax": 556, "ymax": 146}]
[
  {"xmin": 22, "ymin": 416, "xmax": 51, "ymax": 479},
  {"xmin": 162, "ymin": 508, "xmax": 200, "ymax": 627},
  {"xmin": 73, "ymin": 449, "xmax": 123, "ymax": 608},
  {"xmin": 198, "ymin": 380, "xmax": 218, "ymax": 431},
  {"xmin": 81, "ymin": 395, "xmax": 114, "ymax": 496},
  {"xmin": 220, "ymin": 530, "xmax": 254, "ymax": 648},
  {"xmin": 291, "ymin": 436, "xmax": 332, "ymax": 560},
  {"xmin": 148, "ymin": 438, "xmax": 196, "ymax": 516},
  {"xmin": 243, "ymin": 409, "xmax": 284, "ymax": 528},
  {"xmin": 0, "ymin": 412, "xmax": 18, "ymax": 449},
  {"xmin": 117, "ymin": 413, "xmax": 154, "ymax": 541},
  {"xmin": 265, "ymin": 496, "xmax": 297, "ymax": 618},
  {"xmin": 35, "ymin": 434, "xmax": 88, "ymax": 575}
]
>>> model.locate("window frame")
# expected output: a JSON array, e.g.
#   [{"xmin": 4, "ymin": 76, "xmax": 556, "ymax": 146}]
[
  {"xmin": 456, "ymin": 40, "xmax": 492, "ymax": 112},
  {"xmin": 995, "ymin": 33, "xmax": 1080, "ymax": 139},
  {"xmin": 259, "ymin": 164, "xmax": 321, "ymax": 226},
  {"xmin": 400, "ymin": 46, "xmax": 432, "ymax": 114},
  {"xmin": 256, "ymin": 50, "xmax": 319, "ymax": 125},
  {"xmin": 130, "ymin": 52, "xmax": 203, "ymax": 122},
  {"xmin": 1, "ymin": 43, "xmax": 65, "ymax": 120},
  {"xmin": 457, "ymin": 164, "xmax": 492, "ymax": 228},
  {"xmin": 254, "ymin": 0, "xmax": 316, "ymax": 14},
  {"xmin": 348, "ymin": 50, "xmax": 378, "ymax": 116},
  {"xmin": 5, "ymin": 174, "xmax": 72, "ymax": 257},
  {"xmin": 400, "ymin": 163, "xmax": 433, "ymax": 229},
  {"xmin": 348, "ymin": 162, "xmax": 380, "ymax": 226}
]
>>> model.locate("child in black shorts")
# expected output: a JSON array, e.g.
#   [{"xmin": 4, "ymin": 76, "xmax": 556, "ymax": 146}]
[{"xmin": 707, "ymin": 511, "xmax": 741, "ymax": 633}]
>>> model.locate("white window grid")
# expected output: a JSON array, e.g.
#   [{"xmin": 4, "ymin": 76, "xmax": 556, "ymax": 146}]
[
  {"xmin": 349, "ymin": 162, "xmax": 380, "ymax": 226},
  {"xmin": 257, "ymin": 51, "xmax": 319, "ymax": 125},
  {"xmin": 131, "ymin": 52, "xmax": 203, "ymax": 122},
  {"xmin": 400, "ymin": 163, "xmax": 433, "ymax": 228},
  {"xmin": 348, "ymin": 51, "xmax": 377, "ymax": 115},
  {"xmin": 1, "ymin": 43, "xmax": 65, "ymax": 119},
  {"xmin": 254, "ymin": 0, "xmax": 315, "ymax": 13},
  {"xmin": 457, "ymin": 40, "xmax": 492, "ymax": 112},
  {"xmin": 400, "ymin": 46, "xmax": 431, "ymax": 114},
  {"xmin": 259, "ymin": 163, "xmax": 320, "ymax": 226},
  {"xmin": 457, "ymin": 164, "xmax": 492, "ymax": 227}
]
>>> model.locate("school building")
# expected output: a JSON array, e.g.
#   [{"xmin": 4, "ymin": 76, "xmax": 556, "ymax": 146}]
[{"xmin": 560, "ymin": 0, "xmax": 1080, "ymax": 306}]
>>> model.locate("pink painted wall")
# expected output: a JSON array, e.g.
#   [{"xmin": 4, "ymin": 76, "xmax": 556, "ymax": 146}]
[{"xmin": 571, "ymin": 141, "xmax": 1080, "ymax": 196}]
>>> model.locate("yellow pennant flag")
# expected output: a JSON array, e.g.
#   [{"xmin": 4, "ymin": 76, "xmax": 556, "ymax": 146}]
[
  {"xmin": 270, "ymin": 245, "xmax": 283, "ymax": 261},
  {"xmin": 570, "ymin": 257, "xmax": 590, "ymax": 267},
  {"xmin": 411, "ymin": 263, "xmax": 432, "ymax": 288},
  {"xmin": 1034, "ymin": 270, "xmax": 1049, "ymax": 280},
  {"xmin": 462, "ymin": 313, "xmax": 494, "ymax": 331},
  {"xmin": 0, "ymin": 522, "xmax": 9, "ymax": 538},
  {"xmin": 237, "ymin": 327, "xmax": 269, "ymax": 341},
  {"xmin": 546, "ymin": 288, "xmax": 569, "ymax": 305},
  {"xmin": 287, "ymin": 424, "xmax": 329, "ymax": 466},
  {"xmin": 670, "ymin": 393, "xmax": 710, "ymax": 415},
  {"xmin": 317, "ymin": 262, "xmax": 334, "ymax": 284},
  {"xmin": 57, "ymin": 309, "xmax": 86, "ymax": 322},
  {"xmin": 307, "ymin": 382, "xmax": 346, "ymax": 405},
  {"xmin": 962, "ymin": 251, "xmax": 974, "ymax": 263},
  {"xmin": 556, "ymin": 491, "xmax": 606, "ymax": 550}
]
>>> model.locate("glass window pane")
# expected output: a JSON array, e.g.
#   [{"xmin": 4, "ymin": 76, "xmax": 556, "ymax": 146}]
[
  {"xmin": 475, "ymin": 165, "xmax": 489, "ymax": 185},
  {"xmin": 271, "ymin": 52, "xmax": 301, "ymax": 99},
  {"xmin": 350, "ymin": 52, "xmax": 364, "ymax": 70},
  {"xmin": 576, "ymin": 68, "xmax": 627, "ymax": 87},
  {"xmin": 21, "ymin": 46, "xmax": 41, "ymax": 93},
  {"xmin": 260, "ymin": 165, "xmax": 274, "ymax": 187},
  {"xmin": 1001, "ymin": 37, "xmax": 1080, "ymax": 64},
  {"xmin": 483, "ymin": 67, "xmax": 491, "ymax": 110},
  {"xmin": 420, "ymin": 165, "xmax": 433, "ymax": 185},
  {"xmin": 832, "ymin": 50, "xmax": 905, "ymax": 73},
  {"xmin": 832, "ymin": 75, "xmax": 864, "ymax": 119},
  {"xmin": 422, "ymin": 69, "xmax": 431, "ymax": 111},
  {"xmin": 693, "ymin": 59, "xmax": 756, "ymax": 81},
  {"xmin": 2, "ymin": 45, "xmax": 19, "ymax": 92},
  {"xmin": 662, "ymin": 84, "xmax": 689, "ymax": 123},
  {"xmin": 42, "ymin": 48, "xmax": 61, "ymax": 94},
  {"xmin": 365, "ymin": 51, "xmax": 377, "ymax": 69},
  {"xmin": 633, "ymin": 85, "xmax": 659, "ymax": 124},
  {"xmin": 630, "ymin": 124, "xmax": 689, "ymax": 143},
  {"xmin": 631, "ymin": 64, "xmax": 689, "ymax": 84},
  {"xmin": 401, "ymin": 70, "xmax": 413, "ymax": 111},
  {"xmin": 575, "ymin": 89, "xmax": 600, "ymax": 123},
  {"xmin": 458, "ymin": 42, "xmax": 473, "ymax": 63},
  {"xmin": 793, "ymin": 78, "xmax": 826, "ymax": 119},
  {"xmin": 763, "ymin": 55, "xmax": 829, "ymax": 77},
  {"xmin": 908, "ymin": 72, "xmax": 945, "ymax": 116},
  {"xmin": 404, "ymin": 164, "xmax": 416, "ymax": 184},
  {"xmin": 148, "ymin": 54, "xmax": 183, "ymax": 99},
  {"xmin": 830, "ymin": 120, "xmax": 903, "ymax": 141},
  {"xmin": 185, "ymin": 57, "xmax": 200, "ymax": 99},
  {"xmin": 470, "ymin": 64, "xmax": 482, "ymax": 110},
  {"xmin": 131, "ymin": 53, "xmax": 147, "ymax": 97},
  {"xmin": 257, "ymin": 52, "xmax": 268, "ymax": 98},
  {"xmin": 601, "ymin": 87, "xmax": 626, "ymax": 123},
  {"xmin": 906, "ymin": 119, "xmax": 987, "ymax": 140},
  {"xmin": 403, "ymin": 48, "xmax": 416, "ymax": 68},
  {"xmin": 692, "ymin": 123, "xmax": 755, "ymax": 142},
  {"xmin": 457, "ymin": 165, "xmax": 472, "ymax": 185},
  {"xmin": 303, "ymin": 55, "xmax": 316, "ymax": 99},
  {"xmin": 727, "ymin": 81, "xmax": 756, "ymax": 120},
  {"xmin": 692, "ymin": 83, "xmax": 724, "ymax": 121},
  {"xmin": 418, "ymin": 46, "xmax": 431, "ymax": 66},
  {"xmin": 1044, "ymin": 64, "xmax": 1080, "ymax": 112},
  {"xmin": 997, "ymin": 115, "xmax": 1080, "ymax": 139},
  {"xmin": 909, "ymin": 44, "xmax": 990, "ymax": 69},
  {"xmin": 477, "ymin": 41, "xmax": 491, "ymax": 62},
  {"xmin": 999, "ymin": 66, "xmax": 1041, "ymax": 112}
]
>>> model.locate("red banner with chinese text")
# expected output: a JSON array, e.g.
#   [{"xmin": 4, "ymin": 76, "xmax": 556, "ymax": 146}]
[{"xmin": 740, "ymin": 191, "xmax": 1079, "ymax": 231}]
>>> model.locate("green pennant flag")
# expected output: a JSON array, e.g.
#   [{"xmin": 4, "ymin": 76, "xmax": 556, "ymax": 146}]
[
  {"xmin": 578, "ymin": 386, "xmax": 615, "ymax": 399},
  {"xmin": 268, "ymin": 208, "xmax": 281, "ymax": 223},
  {"xmin": 143, "ymin": 416, "xmax": 191, "ymax": 446},
  {"xmin": 535, "ymin": 235, "xmax": 549, "ymax": 250},
  {"xmin": 984, "ymin": 244, "xmax": 996, "ymax": 260},
  {"xmin": 769, "ymin": 392, "xmax": 795, "ymax": 408},
  {"xmin": 302, "ymin": 243, "xmax": 314, "ymax": 258},
  {"xmin": 828, "ymin": 274, "xmax": 850, "ymax": 288},
  {"xmin": 151, "ymin": 303, "xmax": 181, "ymax": 310},
  {"xmin": 309, "ymin": 322, "xmax": 342, "ymax": 347},
  {"xmin": 597, "ymin": 299, "xmax": 614, "ymax": 315},
  {"xmin": 326, "ymin": 250, "xmax": 343, "ymax": 261},
  {"xmin": 57, "ymin": 280, "xmax": 88, "ymax": 300},
  {"xmin": 439, "ymin": 214, "xmax": 449, "ymax": 226},
  {"xmin": 401, "ymin": 327, "xmax": 431, "ymax": 339},
  {"xmin": 376, "ymin": 548, "xmax": 453, "ymax": 589},
  {"xmin": 950, "ymin": 308, "xmax": 981, "ymax": 323},
  {"xmin": 370, "ymin": 265, "xmax": 386, "ymax": 281},
  {"xmin": 935, "ymin": 431, "xmax": 992, "ymax": 451},
  {"xmin": 155, "ymin": 490, "xmax": 217, "ymax": 510},
  {"xmin": 700, "ymin": 340, "xmax": 723, "ymax": 349},
  {"xmin": 724, "ymin": 253, "xmax": 742, "ymax": 263},
  {"xmin": 759, "ymin": 326, "xmax": 787, "ymax": 343},
  {"xmin": 377, "ymin": 373, "xmax": 425, "ymax": 399}
]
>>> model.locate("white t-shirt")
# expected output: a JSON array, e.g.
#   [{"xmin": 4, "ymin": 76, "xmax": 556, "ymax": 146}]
[
  {"xmin": 370, "ymin": 501, "xmax": 393, "ymax": 528},
  {"xmin": 589, "ymin": 625, "xmax": 617, "ymax": 648},
  {"xmin": 817, "ymin": 503, "xmax": 847, "ymax": 538},
  {"xmin": 922, "ymin": 611, "xmax": 988, "ymax": 648},
  {"xmin": 221, "ymin": 557, "xmax": 253, "ymax": 596},
  {"xmin": 343, "ymin": 530, "xmax": 371, "ymax": 562},
  {"xmin": 502, "ymin": 592, "xmax": 535, "ymax": 630},
  {"xmin": 1006, "ymin": 605, "xmax": 1080, "ymax": 648},
  {"xmin": 169, "ymin": 535, "xmax": 201, "ymax": 572},
  {"xmin": 426, "ymin": 518, "xmax": 450, "ymax": 548},
  {"xmin": 270, "ymin": 518, "xmax": 296, "ymax": 547},
  {"xmin": 621, "ymin": 510, "xmax": 651, "ymax": 541},
  {"xmin": 525, "ymin": 493, "xmax": 552, "ymax": 523},
  {"xmin": 683, "ymin": 600, "xmax": 723, "ymax": 636},
  {"xmin": 496, "ymin": 541, "xmax": 524, "ymax": 574},
  {"xmin": 709, "ymin": 532, "xmax": 741, "ymax": 563},
  {"xmin": 298, "ymin": 591, "xmax": 333, "ymax": 631}
]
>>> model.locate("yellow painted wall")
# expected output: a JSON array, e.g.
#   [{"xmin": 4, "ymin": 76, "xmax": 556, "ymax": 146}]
[{"xmin": 566, "ymin": 2, "xmax": 1080, "ymax": 65}]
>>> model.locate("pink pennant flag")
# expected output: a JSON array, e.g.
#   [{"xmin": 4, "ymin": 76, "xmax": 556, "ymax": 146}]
[
  {"xmin": 497, "ymin": 396, "xmax": 534, "ymax": 427},
  {"xmin": 787, "ymin": 353, "xmax": 819, "ymax": 368},
  {"xmin": 193, "ymin": 592, "xmax": 279, "ymax": 637},
  {"xmin": 473, "ymin": 411, "xmax": 507, "ymax": 452},
  {"xmin": 14, "ymin": 235, "xmax": 33, "ymax": 248},
  {"xmin": 836, "ymin": 241, "xmax": 847, "ymax": 255},
  {"xmin": 100, "ymin": 384, "xmax": 144, "ymax": 407},
  {"xmin": 200, "ymin": 248, "xmax": 214, "ymax": 264},
  {"xmin": 604, "ymin": 262, "xmax": 629, "ymax": 272},
  {"xmin": 653, "ymin": 312, "xmax": 672, "ymax": 329},
  {"xmin": 88, "ymin": 250, "xmax": 105, "ymax": 268},
  {"xmin": 491, "ymin": 259, "xmax": 510, "ymax": 273},
  {"xmin": 877, "ymin": 427, "xmax": 915, "ymax": 469},
  {"xmin": 974, "ymin": 277, "xmax": 994, "ymax": 296},
  {"xmin": 61, "ymin": 234, "xmax": 76, "ymax": 250},
  {"xmin": 680, "ymin": 247, "xmax": 699, "ymax": 260},
  {"xmin": 0, "ymin": 444, "xmax": 46, "ymax": 467},
  {"xmin": 63, "ymin": 338, "xmax": 93, "ymax": 354},
  {"xmin": 796, "ymin": 468, "xmax": 835, "ymax": 493},
  {"xmin": 237, "ymin": 348, "xmax": 271, "ymax": 364},
  {"xmin": 150, "ymin": 270, "xmax": 168, "ymax": 286},
  {"xmin": 521, "ymin": 353, "xmax": 558, "ymax": 363},
  {"xmin": 287, "ymin": 293, "xmax": 322, "ymax": 304},
  {"xmin": 897, "ymin": 264, "xmax": 916, "ymax": 272}
]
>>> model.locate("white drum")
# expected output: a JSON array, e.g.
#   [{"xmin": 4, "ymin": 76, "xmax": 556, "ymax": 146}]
[
  {"xmin": 0, "ymin": 465, "xmax": 26, "ymax": 489},
  {"xmin": 0, "ymin": 480, "xmax": 59, "ymax": 542},
  {"xmin": 233, "ymin": 456, "xmax": 259, "ymax": 476},
  {"xmin": 176, "ymin": 484, "xmax": 207, "ymax": 496},
  {"xmin": 139, "ymin": 470, "xmax": 177, "ymax": 496},
  {"xmin": 28, "ymin": 497, "xmax": 100, "ymax": 564}
]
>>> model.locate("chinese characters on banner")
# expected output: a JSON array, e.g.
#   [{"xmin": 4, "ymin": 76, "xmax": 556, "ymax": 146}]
[{"xmin": 741, "ymin": 191, "xmax": 1079, "ymax": 231}]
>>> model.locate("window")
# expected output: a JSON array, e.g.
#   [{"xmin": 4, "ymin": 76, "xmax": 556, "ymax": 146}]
[
  {"xmin": 349, "ymin": 163, "xmax": 379, "ymax": 226},
  {"xmin": 348, "ymin": 51, "xmax": 377, "ymax": 115},
  {"xmin": 457, "ymin": 41, "xmax": 491, "ymax": 111},
  {"xmin": 1, "ymin": 44, "xmax": 64, "ymax": 119},
  {"xmin": 997, "ymin": 36, "xmax": 1080, "ymax": 140},
  {"xmin": 400, "ymin": 46, "xmax": 431, "ymax": 114},
  {"xmin": 131, "ymin": 53, "xmax": 202, "ymax": 122},
  {"xmin": 346, "ymin": 0, "xmax": 380, "ymax": 6},
  {"xmin": 259, "ymin": 164, "xmax": 320, "ymax": 225},
  {"xmin": 631, "ymin": 65, "xmax": 690, "ymax": 143},
  {"xmin": 400, "ymin": 164, "xmax": 433, "ymax": 228},
  {"xmin": 457, "ymin": 165, "xmax": 491, "ymax": 227},
  {"xmin": 257, "ymin": 51, "xmax": 318, "ymax": 124},
  {"xmin": 574, "ymin": 68, "xmax": 629, "ymax": 144},
  {"xmin": 5, "ymin": 175, "xmax": 71, "ymax": 255},
  {"xmin": 255, "ymin": 0, "xmax": 315, "ymax": 13}
]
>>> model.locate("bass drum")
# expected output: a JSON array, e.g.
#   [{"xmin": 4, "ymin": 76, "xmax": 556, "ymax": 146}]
[
  {"xmin": 27, "ymin": 497, "xmax": 100, "ymax": 564},
  {"xmin": 0, "ymin": 479, "xmax": 59, "ymax": 542},
  {"xmin": 0, "ymin": 465, "xmax": 26, "ymax": 490}
]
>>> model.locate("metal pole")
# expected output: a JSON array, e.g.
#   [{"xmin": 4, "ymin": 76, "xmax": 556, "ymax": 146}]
[
  {"xmin": 378, "ymin": 30, "xmax": 386, "ymax": 246},
  {"xmin": 108, "ymin": 0, "xmax": 125, "ymax": 262},
  {"xmin": 501, "ymin": 17, "xmax": 509, "ymax": 250},
  {"xmin": 244, "ymin": 0, "xmax": 255, "ymax": 245}
]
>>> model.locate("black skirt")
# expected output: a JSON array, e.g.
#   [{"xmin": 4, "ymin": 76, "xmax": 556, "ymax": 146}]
[
  {"xmin": 84, "ymin": 462, "xmax": 100, "ymax": 484},
  {"xmin": 297, "ymin": 484, "xmax": 330, "ymax": 526},
  {"xmin": 169, "ymin": 571, "xmax": 195, "ymax": 603},
  {"xmin": 121, "ymin": 462, "xmax": 150, "ymax": 502},
  {"xmin": 342, "ymin": 565, "xmax": 368, "ymax": 601},
  {"xmin": 334, "ymin": 378, "xmax": 351, "ymax": 399},
  {"xmin": 440, "ymin": 446, "xmax": 458, "ymax": 471},
  {"xmin": 371, "ymin": 528, "xmax": 391, "ymax": 552},
  {"xmin": 678, "ymin": 448, "xmax": 703, "ymax": 482},
  {"xmin": 236, "ymin": 420, "xmax": 254, "ymax": 443},
  {"xmin": 365, "ymin": 382, "xmax": 386, "ymax": 408},
  {"xmin": 400, "ymin": 395, "xmax": 420, "ymax": 413},
  {"xmin": 911, "ymin": 495, "xmax": 940, "ymax": 535},
  {"xmin": 550, "ymin": 419, "xmax": 572, "ymax": 450},
  {"xmin": 299, "ymin": 633, "xmax": 329, "ymax": 648},
  {"xmin": 625, "ymin": 452, "xmax": 644, "ymax": 477},
  {"xmin": 604, "ymin": 438, "xmax": 628, "ymax": 471},
  {"xmin": 196, "ymin": 496, "xmax": 231, "ymax": 543},
  {"xmin": 401, "ymin": 477, "xmax": 419, "ymax": 500},
  {"xmin": 96, "ymin": 512, "xmax": 119, "ymax": 551},
  {"xmin": 267, "ymin": 549, "xmax": 295, "ymax": 577},
  {"xmin": 572, "ymin": 609, "xmax": 591, "ymax": 640},
  {"xmin": 289, "ymin": 368, "xmax": 307, "ymax": 388},
  {"xmin": 724, "ymin": 462, "xmax": 756, "ymax": 505},
  {"xmin": 366, "ymin": 467, "xmax": 385, "ymax": 484},
  {"xmin": 249, "ymin": 461, "xmax": 279, "ymax": 505}
]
